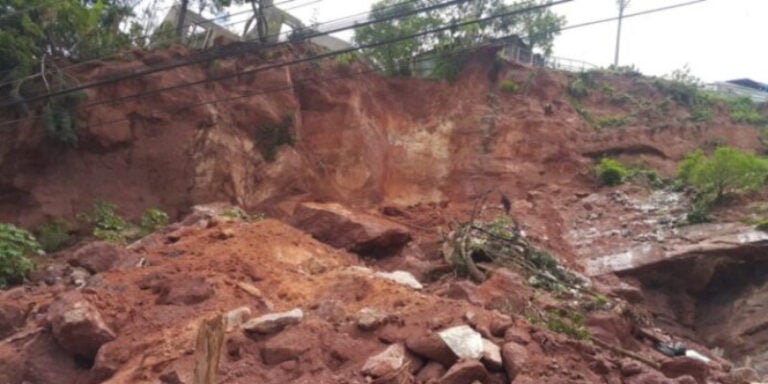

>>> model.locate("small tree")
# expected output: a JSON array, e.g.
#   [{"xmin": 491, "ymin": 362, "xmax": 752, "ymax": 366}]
[
  {"xmin": 678, "ymin": 147, "xmax": 768, "ymax": 202},
  {"xmin": 596, "ymin": 157, "xmax": 628, "ymax": 186}
]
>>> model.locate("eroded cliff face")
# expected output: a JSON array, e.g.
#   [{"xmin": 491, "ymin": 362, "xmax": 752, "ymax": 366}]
[{"xmin": 2, "ymin": 44, "xmax": 768, "ymax": 383}]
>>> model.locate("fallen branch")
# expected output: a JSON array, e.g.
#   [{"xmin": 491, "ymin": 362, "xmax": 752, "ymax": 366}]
[{"xmin": 591, "ymin": 337, "xmax": 661, "ymax": 370}]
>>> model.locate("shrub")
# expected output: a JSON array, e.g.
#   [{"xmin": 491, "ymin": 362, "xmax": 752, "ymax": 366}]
[
  {"xmin": 79, "ymin": 201, "xmax": 132, "ymax": 243},
  {"xmin": 567, "ymin": 77, "xmax": 590, "ymax": 99},
  {"xmin": 596, "ymin": 115, "xmax": 628, "ymax": 129},
  {"xmin": 139, "ymin": 208, "xmax": 169, "ymax": 237},
  {"xmin": 546, "ymin": 310, "xmax": 589, "ymax": 340},
  {"xmin": 728, "ymin": 97, "xmax": 766, "ymax": 125},
  {"xmin": 596, "ymin": 158, "xmax": 629, "ymax": 186},
  {"xmin": 677, "ymin": 147, "xmax": 768, "ymax": 202},
  {"xmin": 35, "ymin": 220, "xmax": 72, "ymax": 253},
  {"xmin": 256, "ymin": 115, "xmax": 295, "ymax": 162},
  {"xmin": 500, "ymin": 79, "xmax": 519, "ymax": 93},
  {"xmin": 0, "ymin": 223, "xmax": 42, "ymax": 288}
]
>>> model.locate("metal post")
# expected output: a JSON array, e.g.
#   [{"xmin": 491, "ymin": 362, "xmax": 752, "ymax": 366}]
[{"xmin": 614, "ymin": 0, "xmax": 630, "ymax": 67}]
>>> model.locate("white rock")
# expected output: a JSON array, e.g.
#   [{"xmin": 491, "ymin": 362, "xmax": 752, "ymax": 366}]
[
  {"xmin": 362, "ymin": 343, "xmax": 406, "ymax": 378},
  {"xmin": 241, "ymin": 308, "xmax": 303, "ymax": 334},
  {"xmin": 438, "ymin": 325, "xmax": 483, "ymax": 360},
  {"xmin": 224, "ymin": 306, "xmax": 252, "ymax": 332},
  {"xmin": 481, "ymin": 338, "xmax": 503, "ymax": 371},
  {"xmin": 374, "ymin": 271, "xmax": 423, "ymax": 290}
]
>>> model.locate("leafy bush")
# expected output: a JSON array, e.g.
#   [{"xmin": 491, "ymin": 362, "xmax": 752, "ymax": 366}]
[
  {"xmin": 677, "ymin": 147, "xmax": 768, "ymax": 202},
  {"xmin": 35, "ymin": 221, "xmax": 71, "ymax": 253},
  {"xmin": 596, "ymin": 158, "xmax": 628, "ymax": 186},
  {"xmin": 500, "ymin": 79, "xmax": 519, "ymax": 93},
  {"xmin": 79, "ymin": 201, "xmax": 131, "ymax": 243},
  {"xmin": 728, "ymin": 97, "xmax": 766, "ymax": 125},
  {"xmin": 256, "ymin": 115, "xmax": 295, "ymax": 162},
  {"xmin": 0, "ymin": 223, "xmax": 42, "ymax": 288},
  {"xmin": 139, "ymin": 208, "xmax": 169, "ymax": 237},
  {"xmin": 567, "ymin": 77, "xmax": 590, "ymax": 99},
  {"xmin": 42, "ymin": 91, "xmax": 87, "ymax": 146}
]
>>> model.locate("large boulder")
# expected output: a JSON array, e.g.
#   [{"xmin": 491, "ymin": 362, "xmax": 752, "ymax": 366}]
[
  {"xmin": 439, "ymin": 359, "xmax": 490, "ymax": 384},
  {"xmin": 260, "ymin": 329, "xmax": 311, "ymax": 365},
  {"xmin": 290, "ymin": 202, "xmax": 412, "ymax": 257},
  {"xmin": 47, "ymin": 292, "xmax": 116, "ymax": 358},
  {"xmin": 660, "ymin": 357, "xmax": 712, "ymax": 384},
  {"xmin": 438, "ymin": 325, "xmax": 483, "ymax": 360},
  {"xmin": 407, "ymin": 332, "xmax": 458, "ymax": 367},
  {"xmin": 69, "ymin": 241, "xmax": 133, "ymax": 274},
  {"xmin": 155, "ymin": 277, "xmax": 214, "ymax": 305},
  {"xmin": 500, "ymin": 342, "xmax": 528, "ymax": 382}
]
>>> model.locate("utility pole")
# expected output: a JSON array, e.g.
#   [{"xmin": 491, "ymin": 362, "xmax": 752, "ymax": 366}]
[{"xmin": 614, "ymin": 0, "xmax": 630, "ymax": 67}]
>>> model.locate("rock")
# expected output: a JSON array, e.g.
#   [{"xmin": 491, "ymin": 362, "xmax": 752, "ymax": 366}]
[
  {"xmin": 224, "ymin": 306, "xmax": 252, "ymax": 332},
  {"xmin": 481, "ymin": 339, "xmax": 503, "ymax": 371},
  {"xmin": 375, "ymin": 270, "xmax": 423, "ymax": 290},
  {"xmin": 503, "ymin": 327, "xmax": 531, "ymax": 345},
  {"xmin": 362, "ymin": 343, "xmax": 407, "ymax": 378},
  {"xmin": 660, "ymin": 357, "xmax": 711, "ymax": 384},
  {"xmin": 439, "ymin": 359, "xmax": 490, "ymax": 384},
  {"xmin": 500, "ymin": 342, "xmax": 528, "ymax": 381},
  {"xmin": 586, "ymin": 310, "xmax": 636, "ymax": 349},
  {"xmin": 357, "ymin": 307, "xmax": 388, "ymax": 331},
  {"xmin": 260, "ymin": 329, "xmax": 311, "ymax": 365},
  {"xmin": 624, "ymin": 371, "xmax": 676, "ymax": 384},
  {"xmin": 621, "ymin": 360, "xmax": 645, "ymax": 377},
  {"xmin": 0, "ymin": 303, "xmax": 25, "ymax": 339},
  {"xmin": 611, "ymin": 281, "xmax": 645, "ymax": 303},
  {"xmin": 721, "ymin": 367, "xmax": 760, "ymax": 384},
  {"xmin": 438, "ymin": 325, "xmax": 483, "ymax": 360},
  {"xmin": 155, "ymin": 277, "xmax": 214, "ymax": 305},
  {"xmin": 47, "ymin": 292, "xmax": 116, "ymax": 358},
  {"xmin": 416, "ymin": 361, "xmax": 447, "ymax": 382},
  {"xmin": 676, "ymin": 375, "xmax": 697, "ymax": 384},
  {"xmin": 475, "ymin": 268, "xmax": 531, "ymax": 311},
  {"xmin": 69, "ymin": 241, "xmax": 131, "ymax": 274},
  {"xmin": 290, "ymin": 202, "xmax": 412, "ymax": 257},
  {"xmin": 406, "ymin": 333, "xmax": 458, "ymax": 367},
  {"xmin": 242, "ymin": 308, "xmax": 304, "ymax": 334}
]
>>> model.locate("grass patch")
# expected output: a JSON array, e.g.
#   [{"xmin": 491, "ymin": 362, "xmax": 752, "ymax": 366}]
[
  {"xmin": 596, "ymin": 115, "xmax": 629, "ymax": 129},
  {"xmin": 500, "ymin": 79, "xmax": 519, "ymax": 93}
]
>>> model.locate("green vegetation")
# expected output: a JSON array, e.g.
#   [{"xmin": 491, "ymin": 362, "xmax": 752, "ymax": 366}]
[
  {"xmin": 566, "ymin": 77, "xmax": 590, "ymax": 99},
  {"xmin": 728, "ymin": 97, "xmax": 767, "ymax": 125},
  {"xmin": 0, "ymin": 223, "xmax": 42, "ymax": 288},
  {"xmin": 596, "ymin": 158, "xmax": 629, "ymax": 186},
  {"xmin": 139, "ymin": 208, "xmax": 169, "ymax": 237},
  {"xmin": 79, "ymin": 201, "xmax": 132, "ymax": 243},
  {"xmin": 354, "ymin": 0, "xmax": 565, "ymax": 77},
  {"xmin": 678, "ymin": 147, "xmax": 768, "ymax": 223},
  {"xmin": 500, "ymin": 79, "xmax": 519, "ymax": 93},
  {"xmin": 596, "ymin": 114, "xmax": 628, "ymax": 129},
  {"xmin": 546, "ymin": 309, "xmax": 589, "ymax": 340},
  {"xmin": 35, "ymin": 221, "xmax": 72, "ymax": 253},
  {"xmin": 256, "ymin": 114, "xmax": 295, "ymax": 162},
  {"xmin": 678, "ymin": 147, "xmax": 768, "ymax": 202}
]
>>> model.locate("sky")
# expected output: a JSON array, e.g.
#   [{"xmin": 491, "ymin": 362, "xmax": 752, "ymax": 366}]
[{"xmin": 160, "ymin": 0, "xmax": 767, "ymax": 83}]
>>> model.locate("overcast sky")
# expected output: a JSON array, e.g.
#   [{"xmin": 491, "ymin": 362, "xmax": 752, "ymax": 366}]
[{"xmin": 174, "ymin": 0, "xmax": 767, "ymax": 83}]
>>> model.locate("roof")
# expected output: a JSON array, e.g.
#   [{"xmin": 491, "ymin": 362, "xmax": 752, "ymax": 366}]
[{"xmin": 726, "ymin": 78, "xmax": 768, "ymax": 93}]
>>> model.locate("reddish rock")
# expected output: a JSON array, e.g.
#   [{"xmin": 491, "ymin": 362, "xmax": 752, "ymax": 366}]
[
  {"xmin": 721, "ymin": 367, "xmax": 760, "ymax": 384},
  {"xmin": 290, "ymin": 202, "xmax": 412, "ymax": 257},
  {"xmin": 676, "ymin": 375, "xmax": 697, "ymax": 384},
  {"xmin": 586, "ymin": 310, "xmax": 637, "ymax": 349},
  {"xmin": 362, "ymin": 343, "xmax": 407, "ymax": 378},
  {"xmin": 481, "ymin": 339, "xmax": 503, "ymax": 372},
  {"xmin": 47, "ymin": 292, "xmax": 116, "ymax": 358},
  {"xmin": 261, "ymin": 330, "xmax": 311, "ymax": 365},
  {"xmin": 416, "ymin": 361, "xmax": 447, "ymax": 383},
  {"xmin": 0, "ymin": 303, "xmax": 25, "ymax": 339},
  {"xmin": 439, "ymin": 359, "xmax": 490, "ymax": 384},
  {"xmin": 503, "ymin": 327, "xmax": 531, "ymax": 345},
  {"xmin": 155, "ymin": 277, "xmax": 214, "ymax": 305},
  {"xmin": 475, "ymin": 268, "xmax": 531, "ymax": 311},
  {"xmin": 406, "ymin": 333, "xmax": 457, "ymax": 367},
  {"xmin": 621, "ymin": 359, "xmax": 645, "ymax": 377},
  {"xmin": 611, "ymin": 281, "xmax": 645, "ymax": 303},
  {"xmin": 625, "ymin": 371, "xmax": 676, "ymax": 384},
  {"xmin": 660, "ymin": 358, "xmax": 711, "ymax": 384},
  {"xmin": 500, "ymin": 342, "xmax": 528, "ymax": 381},
  {"xmin": 242, "ymin": 308, "xmax": 304, "ymax": 335},
  {"xmin": 69, "ymin": 241, "xmax": 131, "ymax": 274}
]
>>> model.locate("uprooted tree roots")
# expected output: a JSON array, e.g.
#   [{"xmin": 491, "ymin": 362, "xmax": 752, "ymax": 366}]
[{"xmin": 442, "ymin": 214, "xmax": 584, "ymax": 292}]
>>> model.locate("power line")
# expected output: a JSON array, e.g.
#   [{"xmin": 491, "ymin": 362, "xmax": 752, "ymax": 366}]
[
  {"xmin": 560, "ymin": 0, "xmax": 707, "ymax": 32},
  {"xmin": 0, "ymin": 0, "xmax": 570, "ymax": 128},
  {"xmin": 0, "ymin": 0, "xmax": 460, "ymax": 106},
  {"xmin": 0, "ymin": 0, "xmax": 313, "ymax": 87}
]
